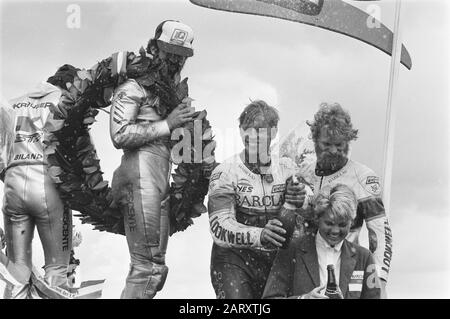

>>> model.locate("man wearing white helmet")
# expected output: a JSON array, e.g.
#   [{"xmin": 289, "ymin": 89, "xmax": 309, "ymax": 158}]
[{"xmin": 109, "ymin": 20, "xmax": 196, "ymax": 299}]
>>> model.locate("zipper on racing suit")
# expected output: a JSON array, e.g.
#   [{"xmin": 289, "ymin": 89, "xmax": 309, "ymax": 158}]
[
  {"xmin": 260, "ymin": 175, "xmax": 267, "ymax": 223},
  {"xmin": 260, "ymin": 175, "xmax": 276, "ymax": 255}
]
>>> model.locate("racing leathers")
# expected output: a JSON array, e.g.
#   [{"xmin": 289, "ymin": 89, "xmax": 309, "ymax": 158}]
[
  {"xmin": 0, "ymin": 98, "xmax": 14, "ymax": 181},
  {"xmin": 298, "ymin": 159, "xmax": 393, "ymax": 282},
  {"xmin": 208, "ymin": 153, "xmax": 296, "ymax": 299},
  {"xmin": 109, "ymin": 78, "xmax": 172, "ymax": 299},
  {"xmin": 1, "ymin": 82, "xmax": 72, "ymax": 298}
]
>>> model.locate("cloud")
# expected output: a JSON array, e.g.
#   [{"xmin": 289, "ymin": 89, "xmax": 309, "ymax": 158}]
[{"xmin": 190, "ymin": 68, "xmax": 279, "ymax": 161}]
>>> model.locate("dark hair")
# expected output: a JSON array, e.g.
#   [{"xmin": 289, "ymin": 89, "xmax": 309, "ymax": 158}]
[
  {"xmin": 238, "ymin": 100, "xmax": 279, "ymax": 130},
  {"xmin": 47, "ymin": 64, "xmax": 79, "ymax": 88},
  {"xmin": 307, "ymin": 102, "xmax": 358, "ymax": 142}
]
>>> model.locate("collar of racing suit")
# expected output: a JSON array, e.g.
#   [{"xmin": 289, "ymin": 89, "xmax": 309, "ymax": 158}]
[
  {"xmin": 315, "ymin": 158, "xmax": 349, "ymax": 177},
  {"xmin": 240, "ymin": 151, "xmax": 273, "ymax": 183}
]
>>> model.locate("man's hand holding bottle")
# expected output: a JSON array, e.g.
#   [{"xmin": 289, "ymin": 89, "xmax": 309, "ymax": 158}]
[
  {"xmin": 261, "ymin": 175, "xmax": 307, "ymax": 249},
  {"xmin": 284, "ymin": 175, "xmax": 307, "ymax": 209}
]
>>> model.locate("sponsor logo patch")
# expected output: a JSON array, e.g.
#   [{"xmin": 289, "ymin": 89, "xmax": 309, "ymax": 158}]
[
  {"xmin": 210, "ymin": 172, "xmax": 222, "ymax": 182},
  {"xmin": 237, "ymin": 183, "xmax": 253, "ymax": 193},
  {"xmin": 13, "ymin": 153, "xmax": 43, "ymax": 161},
  {"xmin": 366, "ymin": 176, "xmax": 379, "ymax": 184},
  {"xmin": 351, "ymin": 271, "xmax": 364, "ymax": 281},
  {"xmin": 170, "ymin": 29, "xmax": 188, "ymax": 45},
  {"xmin": 14, "ymin": 133, "xmax": 42, "ymax": 143},
  {"xmin": 349, "ymin": 270, "xmax": 364, "ymax": 292},
  {"xmin": 12, "ymin": 101, "xmax": 53, "ymax": 109},
  {"xmin": 369, "ymin": 184, "xmax": 380, "ymax": 194},
  {"xmin": 364, "ymin": 176, "xmax": 381, "ymax": 195},
  {"xmin": 272, "ymin": 184, "xmax": 286, "ymax": 193},
  {"xmin": 62, "ymin": 210, "xmax": 70, "ymax": 251}
]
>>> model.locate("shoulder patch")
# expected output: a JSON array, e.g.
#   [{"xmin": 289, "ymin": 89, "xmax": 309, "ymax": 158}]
[
  {"xmin": 364, "ymin": 175, "xmax": 381, "ymax": 196},
  {"xmin": 366, "ymin": 176, "xmax": 379, "ymax": 185}
]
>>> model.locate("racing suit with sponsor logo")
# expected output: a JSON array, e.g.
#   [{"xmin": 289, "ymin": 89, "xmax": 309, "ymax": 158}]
[
  {"xmin": 298, "ymin": 159, "xmax": 393, "ymax": 282},
  {"xmin": 109, "ymin": 79, "xmax": 172, "ymax": 299},
  {"xmin": 1, "ymin": 82, "xmax": 72, "ymax": 298},
  {"xmin": 208, "ymin": 153, "xmax": 296, "ymax": 299}
]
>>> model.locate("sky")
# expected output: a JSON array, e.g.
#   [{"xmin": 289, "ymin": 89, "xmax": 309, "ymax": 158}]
[{"xmin": 0, "ymin": 0, "xmax": 449, "ymax": 298}]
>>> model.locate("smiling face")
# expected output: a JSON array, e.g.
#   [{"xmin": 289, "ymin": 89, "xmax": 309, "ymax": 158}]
[
  {"xmin": 317, "ymin": 210, "xmax": 352, "ymax": 247},
  {"xmin": 315, "ymin": 127, "xmax": 349, "ymax": 171}
]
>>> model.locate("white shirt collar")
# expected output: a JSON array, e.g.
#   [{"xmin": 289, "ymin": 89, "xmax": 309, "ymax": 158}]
[{"xmin": 316, "ymin": 231, "xmax": 344, "ymax": 253}]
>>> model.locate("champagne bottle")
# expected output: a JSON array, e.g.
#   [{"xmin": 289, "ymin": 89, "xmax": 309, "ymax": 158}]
[
  {"xmin": 276, "ymin": 175, "xmax": 300, "ymax": 249},
  {"xmin": 325, "ymin": 264, "xmax": 342, "ymax": 299}
]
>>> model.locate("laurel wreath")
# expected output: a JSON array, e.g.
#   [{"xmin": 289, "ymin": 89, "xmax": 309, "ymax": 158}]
[{"xmin": 44, "ymin": 51, "xmax": 216, "ymax": 235}]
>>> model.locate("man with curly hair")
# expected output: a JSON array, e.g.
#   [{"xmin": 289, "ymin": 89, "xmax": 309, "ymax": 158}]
[{"xmin": 298, "ymin": 103, "xmax": 393, "ymax": 298}]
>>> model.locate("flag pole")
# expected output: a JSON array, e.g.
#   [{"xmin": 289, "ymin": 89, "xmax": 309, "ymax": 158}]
[{"xmin": 382, "ymin": 0, "xmax": 403, "ymax": 214}]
